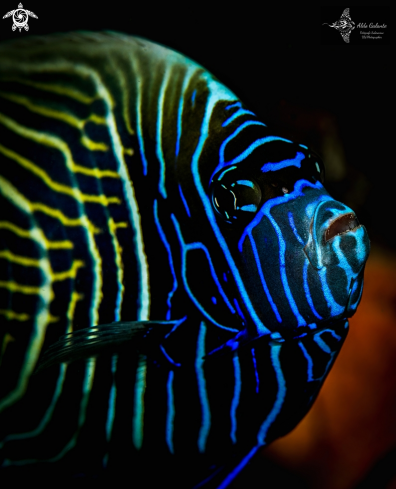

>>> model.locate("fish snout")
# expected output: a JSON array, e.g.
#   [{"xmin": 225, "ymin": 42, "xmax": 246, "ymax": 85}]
[{"xmin": 304, "ymin": 201, "xmax": 370, "ymax": 272}]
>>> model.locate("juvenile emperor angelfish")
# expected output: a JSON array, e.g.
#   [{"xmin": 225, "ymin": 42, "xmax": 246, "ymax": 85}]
[{"xmin": 0, "ymin": 32, "xmax": 370, "ymax": 488}]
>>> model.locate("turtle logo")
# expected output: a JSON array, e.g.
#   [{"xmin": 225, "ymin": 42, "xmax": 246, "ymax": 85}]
[
  {"xmin": 2, "ymin": 3, "xmax": 38, "ymax": 32},
  {"xmin": 323, "ymin": 8, "xmax": 355, "ymax": 43}
]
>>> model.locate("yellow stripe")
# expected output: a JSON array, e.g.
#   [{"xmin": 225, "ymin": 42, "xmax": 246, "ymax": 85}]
[
  {"xmin": 0, "ymin": 140, "xmax": 120, "ymax": 205},
  {"xmin": 87, "ymin": 66, "xmax": 150, "ymax": 321},
  {"xmin": 0, "ymin": 221, "xmax": 34, "ymax": 239},
  {"xmin": 0, "ymin": 280, "xmax": 43, "ymax": 295},
  {"xmin": 46, "ymin": 240, "xmax": 74, "ymax": 250},
  {"xmin": 0, "ymin": 221, "xmax": 73, "ymax": 249},
  {"xmin": 31, "ymin": 202, "xmax": 101, "ymax": 232},
  {"xmin": 0, "ymin": 172, "xmax": 52, "ymax": 415},
  {"xmin": 0, "ymin": 309, "xmax": 29, "ymax": 321},
  {"xmin": 48, "ymin": 314, "xmax": 60, "ymax": 324},
  {"xmin": 0, "ymin": 306, "xmax": 52, "ymax": 413},
  {"xmin": 71, "ymin": 163, "xmax": 119, "ymax": 179},
  {"xmin": 80, "ymin": 137, "xmax": 108, "ymax": 152},
  {"xmin": 79, "ymin": 135, "xmax": 109, "ymax": 152},
  {"xmin": 1, "ymin": 64, "xmax": 113, "ymax": 334},
  {"xmin": 0, "ymin": 91, "xmax": 111, "ymax": 153},
  {"xmin": 0, "ymin": 77, "xmax": 98, "ymax": 105},
  {"xmin": 89, "ymin": 114, "xmax": 107, "ymax": 125},
  {"xmin": 0, "ymin": 249, "xmax": 41, "ymax": 267},
  {"xmin": 0, "ymin": 91, "xmax": 86, "ymax": 129},
  {"xmin": 0, "ymin": 333, "xmax": 16, "ymax": 368},
  {"xmin": 66, "ymin": 291, "xmax": 84, "ymax": 334},
  {"xmin": 0, "ymin": 111, "xmax": 121, "ymax": 198},
  {"xmin": 53, "ymin": 260, "xmax": 84, "ymax": 282},
  {"xmin": 113, "ymin": 221, "xmax": 128, "ymax": 230},
  {"xmin": 0, "ymin": 168, "xmax": 99, "ymax": 236}
]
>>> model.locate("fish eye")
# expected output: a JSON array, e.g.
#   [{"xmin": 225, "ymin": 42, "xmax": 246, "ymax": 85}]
[{"xmin": 210, "ymin": 175, "xmax": 262, "ymax": 224}]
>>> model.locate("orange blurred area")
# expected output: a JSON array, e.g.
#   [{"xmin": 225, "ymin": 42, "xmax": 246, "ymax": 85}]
[{"xmin": 257, "ymin": 244, "xmax": 396, "ymax": 488}]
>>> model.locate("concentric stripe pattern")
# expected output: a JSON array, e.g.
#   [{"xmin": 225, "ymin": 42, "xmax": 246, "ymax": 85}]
[{"xmin": 0, "ymin": 32, "xmax": 369, "ymax": 486}]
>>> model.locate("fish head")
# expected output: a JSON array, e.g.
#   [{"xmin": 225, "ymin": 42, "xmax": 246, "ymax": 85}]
[{"xmin": 209, "ymin": 141, "xmax": 370, "ymax": 338}]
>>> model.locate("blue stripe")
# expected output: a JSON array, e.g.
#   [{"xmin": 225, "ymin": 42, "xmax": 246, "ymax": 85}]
[
  {"xmin": 232, "ymin": 180, "xmax": 255, "ymax": 188},
  {"xmin": 160, "ymin": 345, "xmax": 181, "ymax": 367},
  {"xmin": 257, "ymin": 343, "xmax": 286, "ymax": 444},
  {"xmin": 224, "ymin": 136, "xmax": 293, "ymax": 166},
  {"xmin": 211, "ymin": 120, "xmax": 267, "ymax": 180},
  {"xmin": 190, "ymin": 86, "xmax": 271, "ymax": 337},
  {"xmin": 196, "ymin": 321, "xmax": 210, "ymax": 452},
  {"xmin": 153, "ymin": 200, "xmax": 178, "ymax": 320},
  {"xmin": 222, "ymin": 108, "xmax": 256, "ymax": 127},
  {"xmin": 225, "ymin": 101, "xmax": 242, "ymax": 110},
  {"xmin": 251, "ymin": 347, "xmax": 260, "ymax": 393},
  {"xmin": 248, "ymin": 233, "xmax": 282, "ymax": 323},
  {"xmin": 264, "ymin": 203, "xmax": 306, "ymax": 327},
  {"xmin": 156, "ymin": 73, "xmax": 169, "ymax": 198},
  {"xmin": 230, "ymin": 353, "xmax": 241, "ymax": 444},
  {"xmin": 298, "ymin": 342, "xmax": 314, "ymax": 382},
  {"xmin": 317, "ymin": 267, "xmax": 345, "ymax": 317},
  {"xmin": 303, "ymin": 259, "xmax": 323, "ymax": 320},
  {"xmin": 164, "ymin": 316, "xmax": 187, "ymax": 339},
  {"xmin": 239, "ymin": 180, "xmax": 325, "ymax": 327},
  {"xmin": 187, "ymin": 241, "xmax": 236, "ymax": 315},
  {"xmin": 314, "ymin": 334, "xmax": 331, "ymax": 354},
  {"xmin": 136, "ymin": 87, "xmax": 149, "ymax": 176},
  {"xmin": 171, "ymin": 214, "xmax": 239, "ymax": 332},
  {"xmin": 165, "ymin": 370, "xmax": 175, "ymax": 454},
  {"xmin": 233, "ymin": 298, "xmax": 247, "ymax": 324},
  {"xmin": 217, "ymin": 165, "xmax": 237, "ymax": 181},
  {"xmin": 288, "ymin": 211, "xmax": 305, "ymax": 246},
  {"xmin": 216, "ymin": 446, "xmax": 260, "ymax": 489},
  {"xmin": 103, "ymin": 354, "xmax": 118, "ymax": 467},
  {"xmin": 178, "ymin": 184, "xmax": 191, "ymax": 217},
  {"xmin": 332, "ymin": 234, "xmax": 354, "ymax": 281},
  {"xmin": 261, "ymin": 151, "xmax": 305, "ymax": 172}
]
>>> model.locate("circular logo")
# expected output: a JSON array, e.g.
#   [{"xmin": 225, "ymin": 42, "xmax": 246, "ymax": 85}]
[{"xmin": 12, "ymin": 8, "xmax": 28, "ymax": 31}]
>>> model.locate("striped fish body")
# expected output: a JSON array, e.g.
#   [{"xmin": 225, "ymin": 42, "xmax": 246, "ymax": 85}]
[{"xmin": 0, "ymin": 32, "xmax": 370, "ymax": 487}]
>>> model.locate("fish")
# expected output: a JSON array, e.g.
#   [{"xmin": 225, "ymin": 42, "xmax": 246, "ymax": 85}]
[
  {"xmin": 0, "ymin": 31, "xmax": 370, "ymax": 487},
  {"xmin": 322, "ymin": 8, "xmax": 356, "ymax": 43}
]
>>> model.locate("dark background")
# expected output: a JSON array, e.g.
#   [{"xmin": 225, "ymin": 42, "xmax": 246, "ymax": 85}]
[{"xmin": 0, "ymin": 3, "xmax": 394, "ymax": 488}]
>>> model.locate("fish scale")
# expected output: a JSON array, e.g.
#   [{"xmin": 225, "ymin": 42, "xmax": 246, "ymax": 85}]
[{"xmin": 0, "ymin": 31, "xmax": 369, "ymax": 487}]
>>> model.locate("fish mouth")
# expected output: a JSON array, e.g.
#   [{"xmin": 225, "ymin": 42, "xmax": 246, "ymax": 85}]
[{"xmin": 324, "ymin": 213, "xmax": 360, "ymax": 244}]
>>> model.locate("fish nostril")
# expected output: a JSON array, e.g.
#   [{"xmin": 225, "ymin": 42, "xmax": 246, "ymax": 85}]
[{"xmin": 324, "ymin": 213, "xmax": 360, "ymax": 243}]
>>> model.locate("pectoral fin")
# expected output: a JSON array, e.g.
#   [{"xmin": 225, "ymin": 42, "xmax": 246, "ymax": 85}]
[{"xmin": 35, "ymin": 319, "xmax": 184, "ymax": 373}]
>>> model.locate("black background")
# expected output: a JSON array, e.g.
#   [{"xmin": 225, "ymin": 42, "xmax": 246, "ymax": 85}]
[{"xmin": 0, "ymin": 3, "xmax": 394, "ymax": 488}]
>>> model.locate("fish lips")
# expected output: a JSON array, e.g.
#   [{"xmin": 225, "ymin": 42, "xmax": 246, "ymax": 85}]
[{"xmin": 303, "ymin": 200, "xmax": 369, "ymax": 272}]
